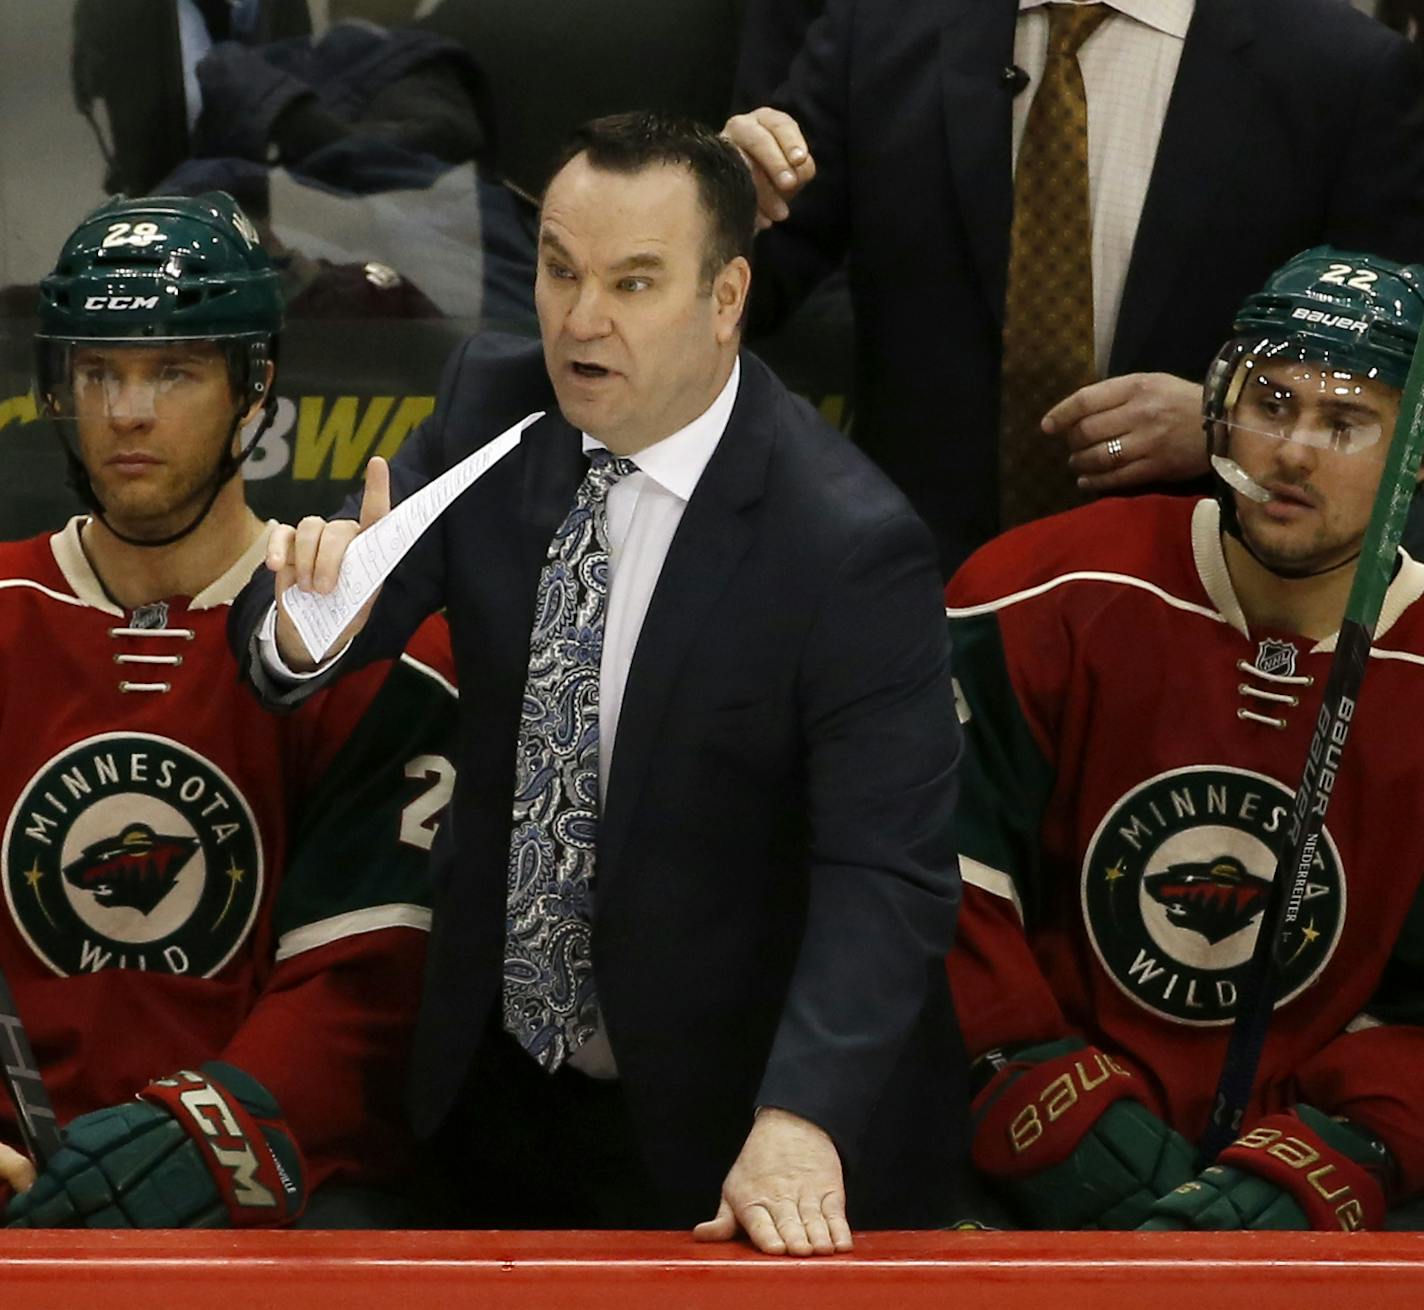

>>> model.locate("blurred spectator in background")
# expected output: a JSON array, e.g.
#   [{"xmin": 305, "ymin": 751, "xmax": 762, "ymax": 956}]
[
  {"xmin": 728, "ymin": 0, "xmax": 1424, "ymax": 576},
  {"xmin": 72, "ymin": 0, "xmax": 312, "ymax": 197},
  {"xmin": 71, "ymin": 0, "xmax": 537, "ymax": 332},
  {"xmin": 187, "ymin": 0, "xmax": 494, "ymax": 192},
  {"xmin": 178, "ymin": 0, "xmax": 534, "ymax": 329}
]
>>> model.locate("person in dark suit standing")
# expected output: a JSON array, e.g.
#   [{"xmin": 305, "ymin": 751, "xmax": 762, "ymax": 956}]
[
  {"xmin": 228, "ymin": 112, "xmax": 974, "ymax": 1252},
  {"xmin": 727, "ymin": 0, "xmax": 1424, "ymax": 575}
]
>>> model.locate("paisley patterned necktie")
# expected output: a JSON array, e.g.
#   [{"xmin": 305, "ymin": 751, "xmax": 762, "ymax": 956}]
[
  {"xmin": 503, "ymin": 448, "xmax": 638, "ymax": 1071},
  {"xmin": 998, "ymin": 2, "xmax": 1113, "ymax": 529}
]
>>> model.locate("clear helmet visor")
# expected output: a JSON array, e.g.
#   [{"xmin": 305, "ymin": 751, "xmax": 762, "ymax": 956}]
[
  {"xmin": 1208, "ymin": 335, "xmax": 1394, "ymax": 457},
  {"xmin": 36, "ymin": 338, "xmax": 253, "ymax": 434}
]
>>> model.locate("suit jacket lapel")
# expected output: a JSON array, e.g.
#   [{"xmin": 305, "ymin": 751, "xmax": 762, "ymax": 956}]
[
  {"xmin": 597, "ymin": 357, "xmax": 769, "ymax": 886},
  {"xmin": 518, "ymin": 409, "xmax": 585, "ymax": 572},
  {"xmin": 1110, "ymin": 0, "xmax": 1254, "ymax": 372},
  {"xmin": 938, "ymin": 0, "xmax": 1018, "ymax": 327}
]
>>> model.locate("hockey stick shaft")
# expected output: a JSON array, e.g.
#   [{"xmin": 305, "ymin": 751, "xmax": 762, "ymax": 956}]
[
  {"xmin": 1199, "ymin": 330, "xmax": 1424, "ymax": 1165},
  {"xmin": 0, "ymin": 962, "xmax": 60, "ymax": 1166}
]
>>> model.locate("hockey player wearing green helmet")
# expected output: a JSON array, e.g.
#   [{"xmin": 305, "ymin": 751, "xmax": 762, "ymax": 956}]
[
  {"xmin": 1204, "ymin": 247, "xmax": 1424, "ymax": 601},
  {"xmin": 944, "ymin": 247, "xmax": 1424, "ymax": 1233},
  {"xmin": 34, "ymin": 191, "xmax": 281, "ymax": 556},
  {"xmin": 0, "ymin": 193, "xmax": 457, "ymax": 1229}
]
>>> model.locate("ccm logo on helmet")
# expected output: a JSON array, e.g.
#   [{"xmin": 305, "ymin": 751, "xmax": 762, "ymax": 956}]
[
  {"xmin": 83, "ymin": 295, "xmax": 160, "ymax": 311},
  {"xmin": 1291, "ymin": 307, "xmax": 1369, "ymax": 332}
]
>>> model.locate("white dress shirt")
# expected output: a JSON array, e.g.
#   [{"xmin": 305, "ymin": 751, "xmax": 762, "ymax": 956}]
[
  {"xmin": 1013, "ymin": 0, "xmax": 1195, "ymax": 373},
  {"xmin": 589, "ymin": 358, "xmax": 740, "ymax": 799}
]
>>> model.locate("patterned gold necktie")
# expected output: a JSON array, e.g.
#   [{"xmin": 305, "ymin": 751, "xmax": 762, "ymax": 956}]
[{"xmin": 998, "ymin": 2, "xmax": 1113, "ymax": 529}]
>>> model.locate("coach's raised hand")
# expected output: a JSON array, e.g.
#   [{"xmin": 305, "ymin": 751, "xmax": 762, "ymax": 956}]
[{"xmin": 268, "ymin": 456, "xmax": 391, "ymax": 671}]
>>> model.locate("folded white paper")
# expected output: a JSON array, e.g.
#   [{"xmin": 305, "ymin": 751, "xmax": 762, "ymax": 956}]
[{"xmin": 283, "ymin": 410, "xmax": 544, "ymax": 661}]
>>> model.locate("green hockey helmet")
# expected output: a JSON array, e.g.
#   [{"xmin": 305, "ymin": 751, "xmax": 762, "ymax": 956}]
[
  {"xmin": 35, "ymin": 191, "xmax": 283, "ymax": 415},
  {"xmin": 1205, "ymin": 247, "xmax": 1424, "ymax": 455},
  {"xmin": 1229, "ymin": 246, "xmax": 1422, "ymax": 389},
  {"xmin": 1204, "ymin": 247, "xmax": 1424, "ymax": 577},
  {"xmin": 33, "ymin": 193, "xmax": 284, "ymax": 549}
]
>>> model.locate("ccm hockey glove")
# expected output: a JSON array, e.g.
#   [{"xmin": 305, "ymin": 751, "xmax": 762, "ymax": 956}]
[
  {"xmin": 1141, "ymin": 1104, "xmax": 1393, "ymax": 1232},
  {"xmin": 4, "ymin": 1062, "xmax": 305, "ymax": 1229},
  {"xmin": 971, "ymin": 1037, "xmax": 1195, "ymax": 1229}
]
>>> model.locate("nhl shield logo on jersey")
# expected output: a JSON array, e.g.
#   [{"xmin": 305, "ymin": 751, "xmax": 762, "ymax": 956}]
[
  {"xmin": 128, "ymin": 601, "xmax": 171, "ymax": 631},
  {"xmin": 1081, "ymin": 765, "xmax": 1344, "ymax": 1025},
  {"xmin": 1253, "ymin": 639, "xmax": 1299, "ymax": 679},
  {"xmin": 1, "ymin": 733, "xmax": 262, "ymax": 978}
]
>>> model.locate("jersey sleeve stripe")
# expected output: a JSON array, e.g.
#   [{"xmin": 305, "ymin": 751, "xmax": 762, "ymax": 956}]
[
  {"xmin": 946, "ymin": 570, "xmax": 1228, "ymax": 626},
  {"xmin": 1346, "ymin": 1014, "xmax": 1386, "ymax": 1034},
  {"xmin": 960, "ymin": 855, "xmax": 1025, "ymax": 924},
  {"xmin": 399, "ymin": 653, "xmax": 458, "ymax": 699},
  {"xmin": 274, "ymin": 904, "xmax": 434, "ymax": 961},
  {"xmin": 1366, "ymin": 646, "xmax": 1424, "ymax": 669}
]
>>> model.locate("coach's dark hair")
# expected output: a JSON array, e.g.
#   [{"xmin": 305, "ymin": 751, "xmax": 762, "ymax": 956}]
[{"xmin": 545, "ymin": 111, "xmax": 757, "ymax": 287}]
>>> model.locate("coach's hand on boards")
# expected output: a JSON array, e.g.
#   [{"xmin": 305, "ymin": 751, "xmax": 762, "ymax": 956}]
[
  {"xmin": 4, "ymin": 1063, "xmax": 305, "ymax": 1229},
  {"xmin": 970, "ymin": 1037, "xmax": 1195, "ymax": 1229},
  {"xmin": 1140, "ymin": 1105, "xmax": 1393, "ymax": 1232},
  {"xmin": 269, "ymin": 455, "xmax": 391, "ymax": 672},
  {"xmin": 694, "ymin": 1107, "xmax": 852, "ymax": 1256}
]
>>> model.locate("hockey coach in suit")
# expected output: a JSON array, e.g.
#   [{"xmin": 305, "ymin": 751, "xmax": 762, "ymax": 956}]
[{"xmin": 230, "ymin": 112, "xmax": 975, "ymax": 1252}]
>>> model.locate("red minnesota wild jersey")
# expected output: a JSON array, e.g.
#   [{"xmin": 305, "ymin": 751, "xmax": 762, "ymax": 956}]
[
  {"xmin": 946, "ymin": 495, "xmax": 1424, "ymax": 1200},
  {"xmin": 0, "ymin": 519, "xmax": 457, "ymax": 1190}
]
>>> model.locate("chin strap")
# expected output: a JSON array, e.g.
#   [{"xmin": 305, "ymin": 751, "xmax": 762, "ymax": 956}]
[
  {"xmin": 1230, "ymin": 527, "xmax": 1363, "ymax": 582},
  {"xmin": 57, "ymin": 402, "xmax": 275, "ymax": 550}
]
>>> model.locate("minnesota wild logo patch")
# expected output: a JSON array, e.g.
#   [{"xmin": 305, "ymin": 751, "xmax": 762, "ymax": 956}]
[
  {"xmin": 2, "ymin": 733, "xmax": 262, "ymax": 977},
  {"xmin": 1081, "ymin": 765, "xmax": 1343, "ymax": 1025}
]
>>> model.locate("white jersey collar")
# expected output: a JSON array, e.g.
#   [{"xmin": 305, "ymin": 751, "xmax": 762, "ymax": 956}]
[
  {"xmin": 1190, "ymin": 497, "xmax": 1424, "ymax": 651},
  {"xmin": 50, "ymin": 516, "xmax": 277, "ymax": 614}
]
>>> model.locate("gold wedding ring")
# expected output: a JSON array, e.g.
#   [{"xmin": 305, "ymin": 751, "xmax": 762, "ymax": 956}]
[{"xmin": 1106, "ymin": 437, "xmax": 1124, "ymax": 467}]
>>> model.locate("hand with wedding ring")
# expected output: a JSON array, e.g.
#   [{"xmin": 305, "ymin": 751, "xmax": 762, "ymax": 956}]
[{"xmin": 1042, "ymin": 372, "xmax": 1208, "ymax": 493}]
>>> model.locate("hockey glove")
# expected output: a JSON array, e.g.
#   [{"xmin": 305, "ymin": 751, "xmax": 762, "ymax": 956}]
[
  {"xmin": 4, "ymin": 1062, "xmax": 305, "ymax": 1229},
  {"xmin": 1140, "ymin": 1104, "xmax": 1392, "ymax": 1232},
  {"xmin": 971, "ymin": 1037, "xmax": 1195, "ymax": 1229}
]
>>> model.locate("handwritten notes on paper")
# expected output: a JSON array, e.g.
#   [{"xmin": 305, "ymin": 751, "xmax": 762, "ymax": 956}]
[{"xmin": 283, "ymin": 410, "xmax": 544, "ymax": 661}]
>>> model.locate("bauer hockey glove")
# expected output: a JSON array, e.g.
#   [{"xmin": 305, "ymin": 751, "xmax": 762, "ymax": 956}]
[
  {"xmin": 1140, "ymin": 1104, "xmax": 1393, "ymax": 1232},
  {"xmin": 971, "ymin": 1037, "xmax": 1196, "ymax": 1229},
  {"xmin": 4, "ymin": 1062, "xmax": 305, "ymax": 1229}
]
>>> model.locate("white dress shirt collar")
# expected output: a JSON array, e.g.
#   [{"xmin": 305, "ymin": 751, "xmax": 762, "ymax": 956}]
[
  {"xmin": 1017, "ymin": 0, "xmax": 1193, "ymax": 40},
  {"xmin": 581, "ymin": 357, "xmax": 741, "ymax": 501}
]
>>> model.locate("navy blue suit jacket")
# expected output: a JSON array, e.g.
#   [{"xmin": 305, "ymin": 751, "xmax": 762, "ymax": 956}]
[
  {"xmin": 751, "ymin": 0, "xmax": 1424, "ymax": 574},
  {"xmin": 230, "ymin": 335, "xmax": 975, "ymax": 1225}
]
